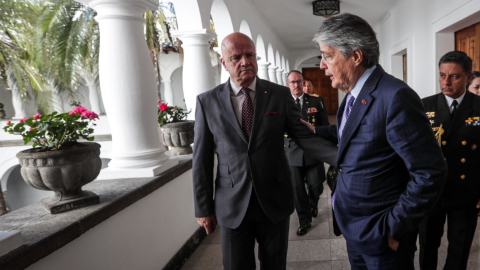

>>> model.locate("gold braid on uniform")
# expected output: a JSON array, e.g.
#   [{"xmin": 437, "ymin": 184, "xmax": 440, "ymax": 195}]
[{"xmin": 432, "ymin": 124, "xmax": 444, "ymax": 146}]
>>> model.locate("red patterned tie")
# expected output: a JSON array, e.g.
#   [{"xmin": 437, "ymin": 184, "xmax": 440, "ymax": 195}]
[{"xmin": 241, "ymin": 88, "xmax": 254, "ymax": 139}]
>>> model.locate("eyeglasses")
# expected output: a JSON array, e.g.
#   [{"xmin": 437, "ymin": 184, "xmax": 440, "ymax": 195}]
[
  {"xmin": 288, "ymin": 79, "xmax": 303, "ymax": 85},
  {"xmin": 321, "ymin": 52, "xmax": 330, "ymax": 64}
]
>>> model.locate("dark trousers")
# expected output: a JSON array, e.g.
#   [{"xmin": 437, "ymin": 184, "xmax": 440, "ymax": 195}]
[
  {"xmin": 291, "ymin": 163, "xmax": 325, "ymax": 226},
  {"xmin": 419, "ymin": 205, "xmax": 478, "ymax": 270},
  {"xmin": 220, "ymin": 190, "xmax": 290, "ymax": 270},
  {"xmin": 346, "ymin": 232, "xmax": 417, "ymax": 270}
]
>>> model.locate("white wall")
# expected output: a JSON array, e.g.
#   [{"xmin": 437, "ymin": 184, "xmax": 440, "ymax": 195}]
[
  {"xmin": 171, "ymin": 68, "xmax": 187, "ymax": 109},
  {"xmin": 375, "ymin": 0, "xmax": 480, "ymax": 98},
  {"xmin": 26, "ymin": 169, "xmax": 198, "ymax": 270}
]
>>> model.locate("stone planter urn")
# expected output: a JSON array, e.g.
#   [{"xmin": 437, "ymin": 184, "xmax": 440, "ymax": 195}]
[
  {"xmin": 16, "ymin": 142, "xmax": 102, "ymax": 214},
  {"xmin": 160, "ymin": 120, "xmax": 194, "ymax": 156}
]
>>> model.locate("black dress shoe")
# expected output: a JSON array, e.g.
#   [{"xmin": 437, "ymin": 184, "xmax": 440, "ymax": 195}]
[
  {"xmin": 296, "ymin": 223, "xmax": 312, "ymax": 236},
  {"xmin": 312, "ymin": 207, "xmax": 318, "ymax": 218}
]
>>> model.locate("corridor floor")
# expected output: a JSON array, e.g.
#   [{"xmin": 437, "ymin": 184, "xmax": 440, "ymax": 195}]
[{"xmin": 181, "ymin": 183, "xmax": 480, "ymax": 270}]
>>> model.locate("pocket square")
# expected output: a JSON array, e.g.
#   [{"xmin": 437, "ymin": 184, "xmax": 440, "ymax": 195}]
[{"xmin": 266, "ymin": 112, "xmax": 279, "ymax": 117}]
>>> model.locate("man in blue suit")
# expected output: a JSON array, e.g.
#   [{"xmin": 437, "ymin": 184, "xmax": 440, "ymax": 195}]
[{"xmin": 303, "ymin": 13, "xmax": 447, "ymax": 269}]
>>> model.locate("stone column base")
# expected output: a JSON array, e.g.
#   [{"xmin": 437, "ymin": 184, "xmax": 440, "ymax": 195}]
[{"xmin": 96, "ymin": 159, "xmax": 178, "ymax": 180}]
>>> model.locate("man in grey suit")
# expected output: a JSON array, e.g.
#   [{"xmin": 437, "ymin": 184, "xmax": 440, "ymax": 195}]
[{"xmin": 192, "ymin": 32, "xmax": 338, "ymax": 270}]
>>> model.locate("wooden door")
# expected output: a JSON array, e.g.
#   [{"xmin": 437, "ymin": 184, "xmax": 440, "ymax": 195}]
[
  {"xmin": 456, "ymin": 22, "xmax": 480, "ymax": 72},
  {"xmin": 302, "ymin": 67, "xmax": 339, "ymax": 115}
]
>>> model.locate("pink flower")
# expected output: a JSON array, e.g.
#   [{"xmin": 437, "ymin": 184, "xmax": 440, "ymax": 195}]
[
  {"xmin": 6, "ymin": 120, "xmax": 11, "ymax": 125},
  {"xmin": 29, "ymin": 127, "xmax": 38, "ymax": 130},
  {"xmin": 160, "ymin": 104, "xmax": 168, "ymax": 111},
  {"xmin": 69, "ymin": 106, "xmax": 88, "ymax": 116},
  {"xmin": 88, "ymin": 111, "xmax": 99, "ymax": 120},
  {"xmin": 80, "ymin": 111, "xmax": 99, "ymax": 120},
  {"xmin": 158, "ymin": 99, "xmax": 162, "ymax": 104},
  {"xmin": 172, "ymin": 108, "xmax": 177, "ymax": 112},
  {"xmin": 19, "ymin": 118, "xmax": 29, "ymax": 123},
  {"xmin": 33, "ymin": 113, "xmax": 41, "ymax": 120}
]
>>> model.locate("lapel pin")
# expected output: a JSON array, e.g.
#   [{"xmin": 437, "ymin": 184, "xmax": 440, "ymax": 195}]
[{"xmin": 362, "ymin": 99, "xmax": 367, "ymax": 105}]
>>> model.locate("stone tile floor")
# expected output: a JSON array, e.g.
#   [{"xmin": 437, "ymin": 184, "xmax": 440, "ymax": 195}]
[{"xmin": 182, "ymin": 183, "xmax": 480, "ymax": 270}]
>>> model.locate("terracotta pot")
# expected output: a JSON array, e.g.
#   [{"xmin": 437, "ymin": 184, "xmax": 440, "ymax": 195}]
[
  {"xmin": 16, "ymin": 142, "xmax": 102, "ymax": 214},
  {"xmin": 160, "ymin": 121, "xmax": 194, "ymax": 156}
]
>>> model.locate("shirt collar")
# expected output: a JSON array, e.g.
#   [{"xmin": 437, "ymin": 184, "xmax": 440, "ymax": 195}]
[
  {"xmin": 444, "ymin": 91, "xmax": 466, "ymax": 108},
  {"xmin": 230, "ymin": 77, "xmax": 257, "ymax": 95},
  {"xmin": 350, "ymin": 65, "xmax": 377, "ymax": 101},
  {"xmin": 292, "ymin": 93, "xmax": 304, "ymax": 101}
]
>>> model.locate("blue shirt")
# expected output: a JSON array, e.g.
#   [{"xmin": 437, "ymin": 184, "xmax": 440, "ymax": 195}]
[{"xmin": 349, "ymin": 65, "xmax": 377, "ymax": 103}]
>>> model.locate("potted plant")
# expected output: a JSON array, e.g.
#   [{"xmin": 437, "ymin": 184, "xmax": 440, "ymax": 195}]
[
  {"xmin": 0, "ymin": 103, "xmax": 5, "ymax": 119},
  {"xmin": 3, "ymin": 107, "xmax": 101, "ymax": 214},
  {"xmin": 158, "ymin": 99, "xmax": 194, "ymax": 156}
]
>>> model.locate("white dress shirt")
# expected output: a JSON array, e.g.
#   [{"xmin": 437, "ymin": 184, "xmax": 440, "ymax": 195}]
[
  {"xmin": 444, "ymin": 91, "xmax": 466, "ymax": 113},
  {"xmin": 292, "ymin": 93, "xmax": 304, "ymax": 109}
]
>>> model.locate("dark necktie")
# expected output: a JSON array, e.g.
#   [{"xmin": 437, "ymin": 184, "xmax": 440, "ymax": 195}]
[
  {"xmin": 333, "ymin": 94, "xmax": 355, "ymax": 210},
  {"xmin": 451, "ymin": 100, "xmax": 458, "ymax": 117},
  {"xmin": 295, "ymin": 98, "xmax": 301, "ymax": 110},
  {"xmin": 241, "ymin": 88, "xmax": 254, "ymax": 139}
]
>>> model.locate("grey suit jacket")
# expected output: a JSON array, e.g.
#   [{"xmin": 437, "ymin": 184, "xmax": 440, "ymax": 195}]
[{"xmin": 193, "ymin": 78, "xmax": 338, "ymax": 229}]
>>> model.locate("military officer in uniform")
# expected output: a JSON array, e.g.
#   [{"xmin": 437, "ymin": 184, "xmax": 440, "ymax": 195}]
[
  {"xmin": 419, "ymin": 51, "xmax": 480, "ymax": 270},
  {"xmin": 284, "ymin": 70, "xmax": 330, "ymax": 235},
  {"xmin": 303, "ymin": 78, "xmax": 320, "ymax": 98}
]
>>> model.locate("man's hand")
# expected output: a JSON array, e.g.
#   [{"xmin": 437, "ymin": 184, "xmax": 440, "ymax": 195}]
[
  {"xmin": 300, "ymin": 118, "xmax": 315, "ymax": 132},
  {"xmin": 476, "ymin": 198, "xmax": 480, "ymax": 216},
  {"xmin": 388, "ymin": 232, "xmax": 399, "ymax": 251},
  {"xmin": 197, "ymin": 214, "xmax": 217, "ymax": 234}
]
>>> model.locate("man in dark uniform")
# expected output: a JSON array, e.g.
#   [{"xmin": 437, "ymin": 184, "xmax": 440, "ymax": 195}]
[
  {"xmin": 303, "ymin": 78, "xmax": 320, "ymax": 97},
  {"xmin": 419, "ymin": 51, "xmax": 480, "ymax": 270},
  {"xmin": 284, "ymin": 70, "xmax": 330, "ymax": 235}
]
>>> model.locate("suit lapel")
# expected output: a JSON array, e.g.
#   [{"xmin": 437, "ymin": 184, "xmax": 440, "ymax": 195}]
[
  {"xmin": 337, "ymin": 66, "xmax": 383, "ymax": 163},
  {"xmin": 216, "ymin": 80, "xmax": 248, "ymax": 144},
  {"xmin": 302, "ymin": 95, "xmax": 309, "ymax": 118},
  {"xmin": 435, "ymin": 93, "xmax": 452, "ymax": 131},
  {"xmin": 249, "ymin": 79, "xmax": 272, "ymax": 143},
  {"xmin": 445, "ymin": 91, "xmax": 474, "ymax": 139}
]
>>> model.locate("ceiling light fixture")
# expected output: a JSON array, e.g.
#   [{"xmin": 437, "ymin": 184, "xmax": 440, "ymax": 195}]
[{"xmin": 312, "ymin": 0, "xmax": 340, "ymax": 18}]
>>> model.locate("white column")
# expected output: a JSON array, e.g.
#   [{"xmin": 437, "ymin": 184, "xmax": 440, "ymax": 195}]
[
  {"xmin": 162, "ymin": 80, "xmax": 174, "ymax": 106},
  {"xmin": 172, "ymin": 29, "xmax": 216, "ymax": 120},
  {"xmin": 77, "ymin": 0, "xmax": 176, "ymax": 178},
  {"xmin": 276, "ymin": 69, "xmax": 284, "ymax": 86},
  {"xmin": 268, "ymin": 66, "xmax": 278, "ymax": 84},
  {"xmin": 257, "ymin": 61, "xmax": 270, "ymax": 81},
  {"xmin": 283, "ymin": 71, "xmax": 288, "ymax": 86},
  {"xmin": 11, "ymin": 88, "xmax": 28, "ymax": 119},
  {"xmin": 85, "ymin": 77, "xmax": 103, "ymax": 114}
]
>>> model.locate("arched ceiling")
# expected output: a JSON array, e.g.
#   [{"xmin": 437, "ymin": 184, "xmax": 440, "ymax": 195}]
[{"xmin": 248, "ymin": 0, "xmax": 397, "ymax": 50}]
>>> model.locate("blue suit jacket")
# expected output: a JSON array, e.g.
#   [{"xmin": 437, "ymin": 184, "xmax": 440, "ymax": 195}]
[{"xmin": 316, "ymin": 65, "xmax": 447, "ymax": 255}]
